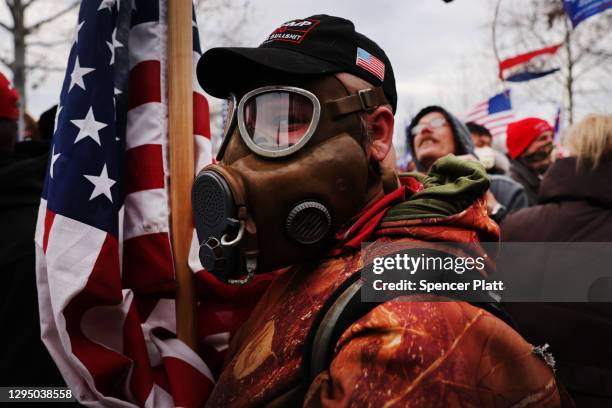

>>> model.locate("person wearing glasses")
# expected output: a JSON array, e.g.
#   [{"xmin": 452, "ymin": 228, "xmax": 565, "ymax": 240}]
[
  {"xmin": 193, "ymin": 15, "xmax": 564, "ymax": 407},
  {"xmin": 406, "ymin": 106, "xmax": 527, "ymax": 223}
]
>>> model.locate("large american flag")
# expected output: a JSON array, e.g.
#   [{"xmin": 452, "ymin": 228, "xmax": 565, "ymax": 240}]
[
  {"xmin": 462, "ymin": 90, "xmax": 515, "ymax": 139},
  {"xmin": 33, "ymin": 0, "xmax": 239, "ymax": 406}
]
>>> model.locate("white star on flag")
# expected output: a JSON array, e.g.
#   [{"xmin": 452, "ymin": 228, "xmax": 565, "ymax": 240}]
[
  {"xmin": 113, "ymin": 87, "xmax": 122, "ymax": 111},
  {"xmin": 71, "ymin": 107, "xmax": 108, "ymax": 145},
  {"xmin": 69, "ymin": 56, "xmax": 95, "ymax": 92},
  {"xmin": 106, "ymin": 28, "xmax": 124, "ymax": 65},
  {"xmin": 73, "ymin": 21, "xmax": 85, "ymax": 45},
  {"xmin": 84, "ymin": 164, "xmax": 116, "ymax": 202},
  {"xmin": 50, "ymin": 145, "xmax": 61, "ymax": 179},
  {"xmin": 98, "ymin": 0, "xmax": 115, "ymax": 12},
  {"xmin": 54, "ymin": 105, "xmax": 63, "ymax": 134}
]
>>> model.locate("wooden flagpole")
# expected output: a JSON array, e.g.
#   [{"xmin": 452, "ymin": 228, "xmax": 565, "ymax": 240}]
[{"xmin": 168, "ymin": 0, "xmax": 198, "ymax": 350}]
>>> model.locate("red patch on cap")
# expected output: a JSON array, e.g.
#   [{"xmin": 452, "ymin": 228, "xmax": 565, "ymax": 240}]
[{"xmin": 263, "ymin": 19, "xmax": 320, "ymax": 44}]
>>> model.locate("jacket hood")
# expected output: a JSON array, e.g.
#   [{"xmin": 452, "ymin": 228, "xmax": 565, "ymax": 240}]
[
  {"xmin": 329, "ymin": 156, "xmax": 498, "ymax": 256},
  {"xmin": 539, "ymin": 156, "xmax": 612, "ymax": 207},
  {"xmin": 380, "ymin": 155, "xmax": 498, "ymax": 243},
  {"xmin": 406, "ymin": 105, "xmax": 474, "ymax": 172}
]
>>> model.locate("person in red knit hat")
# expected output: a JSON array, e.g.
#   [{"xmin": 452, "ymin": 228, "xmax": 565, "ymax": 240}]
[
  {"xmin": 0, "ymin": 71, "xmax": 19, "ymax": 155},
  {"xmin": 506, "ymin": 117, "xmax": 554, "ymax": 205},
  {"xmin": 0, "ymin": 71, "xmax": 18, "ymax": 119}
]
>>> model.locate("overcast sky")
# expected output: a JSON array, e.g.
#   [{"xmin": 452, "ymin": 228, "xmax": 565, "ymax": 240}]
[
  {"xmin": 204, "ymin": 0, "xmax": 499, "ymax": 152},
  {"xmin": 3, "ymin": 0, "xmax": 610, "ymax": 153},
  {"xmin": 199, "ymin": 0, "xmax": 611, "ymax": 152},
  {"xmin": 200, "ymin": 0, "xmax": 510, "ymax": 153}
]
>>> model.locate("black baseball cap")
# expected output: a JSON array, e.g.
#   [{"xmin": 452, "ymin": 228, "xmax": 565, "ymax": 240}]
[{"xmin": 197, "ymin": 14, "xmax": 397, "ymax": 112}]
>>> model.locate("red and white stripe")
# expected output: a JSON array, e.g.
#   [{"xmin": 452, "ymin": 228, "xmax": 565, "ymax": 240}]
[
  {"xmin": 356, "ymin": 55, "xmax": 385, "ymax": 81},
  {"xmin": 463, "ymin": 104, "xmax": 515, "ymax": 138}
]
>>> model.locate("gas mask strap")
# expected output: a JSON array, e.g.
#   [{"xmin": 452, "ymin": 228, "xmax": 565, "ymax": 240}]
[
  {"xmin": 221, "ymin": 220, "xmax": 245, "ymax": 246},
  {"xmin": 326, "ymin": 87, "xmax": 387, "ymax": 117},
  {"xmin": 215, "ymin": 94, "xmax": 238, "ymax": 161}
]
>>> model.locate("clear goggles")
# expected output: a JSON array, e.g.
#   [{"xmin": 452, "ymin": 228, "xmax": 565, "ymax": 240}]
[
  {"xmin": 216, "ymin": 85, "xmax": 388, "ymax": 160},
  {"xmin": 218, "ymin": 86, "xmax": 321, "ymax": 159},
  {"xmin": 410, "ymin": 117, "xmax": 447, "ymax": 136}
]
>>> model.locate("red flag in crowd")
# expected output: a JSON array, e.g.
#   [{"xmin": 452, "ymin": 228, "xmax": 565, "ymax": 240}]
[{"xmin": 499, "ymin": 43, "xmax": 562, "ymax": 82}]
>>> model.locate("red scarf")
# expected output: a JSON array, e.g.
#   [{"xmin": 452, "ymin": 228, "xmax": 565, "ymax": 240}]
[{"xmin": 331, "ymin": 176, "xmax": 423, "ymax": 256}]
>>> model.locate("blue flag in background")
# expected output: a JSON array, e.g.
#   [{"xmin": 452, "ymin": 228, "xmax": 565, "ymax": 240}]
[{"xmin": 564, "ymin": 0, "xmax": 612, "ymax": 28}]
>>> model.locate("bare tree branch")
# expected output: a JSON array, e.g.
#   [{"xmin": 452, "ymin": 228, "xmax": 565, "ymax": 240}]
[
  {"xmin": 572, "ymin": 34, "xmax": 612, "ymax": 64},
  {"xmin": 27, "ymin": 39, "xmax": 71, "ymax": 47},
  {"xmin": 25, "ymin": 1, "xmax": 79, "ymax": 34},
  {"xmin": 25, "ymin": 64, "xmax": 66, "ymax": 72},
  {"xmin": 6, "ymin": 0, "xmax": 16, "ymax": 20},
  {"xmin": 23, "ymin": 0, "xmax": 41, "ymax": 10},
  {"xmin": 574, "ymin": 53, "xmax": 612, "ymax": 78},
  {"xmin": 0, "ymin": 55, "xmax": 14, "ymax": 69},
  {"xmin": 0, "ymin": 20, "xmax": 13, "ymax": 32}
]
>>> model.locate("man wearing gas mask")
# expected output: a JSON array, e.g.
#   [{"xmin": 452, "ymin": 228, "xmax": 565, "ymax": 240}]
[
  {"xmin": 506, "ymin": 117, "xmax": 555, "ymax": 206},
  {"xmin": 193, "ymin": 15, "xmax": 565, "ymax": 407}
]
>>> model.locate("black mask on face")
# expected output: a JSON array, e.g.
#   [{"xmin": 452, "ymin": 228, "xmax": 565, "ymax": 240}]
[
  {"xmin": 522, "ymin": 142, "xmax": 553, "ymax": 164},
  {"xmin": 521, "ymin": 142, "xmax": 554, "ymax": 174}
]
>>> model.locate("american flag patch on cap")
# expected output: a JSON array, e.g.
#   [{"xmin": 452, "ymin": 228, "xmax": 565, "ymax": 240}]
[{"xmin": 356, "ymin": 47, "xmax": 385, "ymax": 81}]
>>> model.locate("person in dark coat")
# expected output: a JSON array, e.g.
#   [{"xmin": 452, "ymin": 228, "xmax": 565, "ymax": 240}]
[
  {"xmin": 37, "ymin": 105, "xmax": 58, "ymax": 142},
  {"xmin": 0, "ymin": 71, "xmax": 64, "ymax": 387},
  {"xmin": 406, "ymin": 105, "xmax": 528, "ymax": 224},
  {"xmin": 502, "ymin": 113, "xmax": 612, "ymax": 407},
  {"xmin": 505, "ymin": 117, "xmax": 554, "ymax": 206},
  {"xmin": 13, "ymin": 109, "xmax": 55, "ymax": 159}
]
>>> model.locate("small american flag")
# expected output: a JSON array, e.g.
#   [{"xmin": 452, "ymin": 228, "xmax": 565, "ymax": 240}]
[
  {"xmin": 462, "ymin": 90, "xmax": 515, "ymax": 138},
  {"xmin": 356, "ymin": 47, "xmax": 385, "ymax": 81},
  {"xmin": 34, "ymin": 0, "xmax": 221, "ymax": 406}
]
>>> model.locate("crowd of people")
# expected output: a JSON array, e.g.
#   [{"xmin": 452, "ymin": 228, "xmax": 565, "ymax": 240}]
[
  {"xmin": 195, "ymin": 14, "xmax": 612, "ymax": 407},
  {"xmin": 0, "ymin": 72, "xmax": 64, "ymax": 387},
  {"xmin": 402, "ymin": 101, "xmax": 612, "ymax": 407},
  {"xmin": 1, "ymin": 11, "xmax": 612, "ymax": 407}
]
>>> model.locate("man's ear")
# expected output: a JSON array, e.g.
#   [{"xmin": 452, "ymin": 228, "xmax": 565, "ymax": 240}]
[{"xmin": 366, "ymin": 106, "xmax": 394, "ymax": 162}]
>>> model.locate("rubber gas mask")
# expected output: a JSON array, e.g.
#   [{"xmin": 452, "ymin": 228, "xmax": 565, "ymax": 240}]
[{"xmin": 192, "ymin": 75, "xmax": 388, "ymax": 284}]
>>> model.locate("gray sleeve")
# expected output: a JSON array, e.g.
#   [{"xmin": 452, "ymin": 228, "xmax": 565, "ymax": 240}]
[
  {"xmin": 488, "ymin": 175, "xmax": 529, "ymax": 214},
  {"xmin": 505, "ymin": 185, "xmax": 528, "ymax": 213}
]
